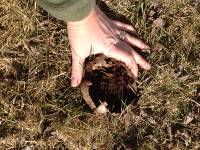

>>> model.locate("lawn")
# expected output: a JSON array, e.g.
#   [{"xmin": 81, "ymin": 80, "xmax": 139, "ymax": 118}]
[{"xmin": 0, "ymin": 0, "xmax": 200, "ymax": 149}]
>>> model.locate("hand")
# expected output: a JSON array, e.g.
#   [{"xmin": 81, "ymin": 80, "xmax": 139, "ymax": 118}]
[{"xmin": 67, "ymin": 5, "xmax": 150, "ymax": 87}]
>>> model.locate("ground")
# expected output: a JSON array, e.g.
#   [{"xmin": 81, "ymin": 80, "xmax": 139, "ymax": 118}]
[{"xmin": 0, "ymin": 0, "xmax": 200, "ymax": 149}]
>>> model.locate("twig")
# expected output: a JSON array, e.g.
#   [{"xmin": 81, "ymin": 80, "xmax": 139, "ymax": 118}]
[{"xmin": 189, "ymin": 99, "xmax": 200, "ymax": 107}]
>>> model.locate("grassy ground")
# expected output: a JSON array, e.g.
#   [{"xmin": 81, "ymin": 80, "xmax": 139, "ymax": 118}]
[{"xmin": 0, "ymin": 0, "xmax": 200, "ymax": 149}]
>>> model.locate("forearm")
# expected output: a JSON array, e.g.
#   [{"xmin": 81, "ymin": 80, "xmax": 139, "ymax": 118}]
[{"xmin": 36, "ymin": 0, "xmax": 96, "ymax": 21}]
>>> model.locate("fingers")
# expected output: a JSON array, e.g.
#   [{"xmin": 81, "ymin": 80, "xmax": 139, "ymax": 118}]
[
  {"xmin": 112, "ymin": 20, "xmax": 137, "ymax": 34},
  {"xmin": 104, "ymin": 42, "xmax": 139, "ymax": 77},
  {"xmin": 104, "ymin": 41, "xmax": 151, "ymax": 77},
  {"xmin": 71, "ymin": 51, "xmax": 84, "ymax": 87},
  {"xmin": 122, "ymin": 42, "xmax": 150, "ymax": 70},
  {"xmin": 112, "ymin": 20, "xmax": 150, "ymax": 50},
  {"xmin": 124, "ymin": 33, "xmax": 150, "ymax": 50},
  {"xmin": 116, "ymin": 30, "xmax": 150, "ymax": 50},
  {"xmin": 131, "ymin": 47, "xmax": 151, "ymax": 70}
]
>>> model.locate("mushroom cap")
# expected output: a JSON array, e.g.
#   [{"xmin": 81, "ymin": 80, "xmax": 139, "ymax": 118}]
[{"xmin": 80, "ymin": 54, "xmax": 138, "ymax": 113}]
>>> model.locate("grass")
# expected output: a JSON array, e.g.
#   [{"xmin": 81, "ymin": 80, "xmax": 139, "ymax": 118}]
[{"xmin": 0, "ymin": 0, "xmax": 200, "ymax": 149}]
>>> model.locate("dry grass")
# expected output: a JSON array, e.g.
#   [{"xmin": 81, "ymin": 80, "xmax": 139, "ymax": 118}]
[{"xmin": 0, "ymin": 0, "xmax": 200, "ymax": 149}]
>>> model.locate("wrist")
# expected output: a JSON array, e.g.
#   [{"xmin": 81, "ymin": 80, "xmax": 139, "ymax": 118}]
[{"xmin": 67, "ymin": 6, "xmax": 97, "ymax": 26}]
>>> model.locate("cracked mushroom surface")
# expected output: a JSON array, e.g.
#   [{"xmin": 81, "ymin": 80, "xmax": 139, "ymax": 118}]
[{"xmin": 80, "ymin": 54, "xmax": 139, "ymax": 114}]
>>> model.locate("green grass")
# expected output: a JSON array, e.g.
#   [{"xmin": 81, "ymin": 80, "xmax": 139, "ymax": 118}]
[{"xmin": 0, "ymin": 0, "xmax": 200, "ymax": 149}]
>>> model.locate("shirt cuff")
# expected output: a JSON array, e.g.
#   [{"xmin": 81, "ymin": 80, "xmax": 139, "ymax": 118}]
[{"xmin": 36, "ymin": 0, "xmax": 96, "ymax": 22}]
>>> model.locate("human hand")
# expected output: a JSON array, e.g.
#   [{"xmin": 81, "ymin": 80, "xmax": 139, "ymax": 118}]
[{"xmin": 67, "ymin": 6, "xmax": 150, "ymax": 87}]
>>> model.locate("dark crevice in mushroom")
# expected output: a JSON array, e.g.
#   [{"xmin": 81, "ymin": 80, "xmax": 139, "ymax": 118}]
[{"xmin": 81, "ymin": 54, "xmax": 139, "ymax": 113}]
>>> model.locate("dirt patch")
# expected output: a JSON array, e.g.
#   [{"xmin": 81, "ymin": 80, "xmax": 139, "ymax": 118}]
[{"xmin": 0, "ymin": 59, "xmax": 28, "ymax": 82}]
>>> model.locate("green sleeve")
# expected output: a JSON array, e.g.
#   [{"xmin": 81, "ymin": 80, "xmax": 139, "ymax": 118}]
[{"xmin": 36, "ymin": 0, "xmax": 96, "ymax": 22}]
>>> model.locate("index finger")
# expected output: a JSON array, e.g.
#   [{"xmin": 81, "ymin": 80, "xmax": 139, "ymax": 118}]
[{"xmin": 104, "ymin": 41, "xmax": 138, "ymax": 77}]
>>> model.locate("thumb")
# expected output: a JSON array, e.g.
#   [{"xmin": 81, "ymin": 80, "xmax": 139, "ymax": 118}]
[{"xmin": 71, "ymin": 53, "xmax": 84, "ymax": 87}]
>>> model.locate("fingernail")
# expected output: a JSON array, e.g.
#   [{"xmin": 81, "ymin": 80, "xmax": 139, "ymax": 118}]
[
  {"xmin": 146, "ymin": 64, "xmax": 151, "ymax": 70},
  {"xmin": 133, "ymin": 72, "xmax": 138, "ymax": 78},
  {"xmin": 135, "ymin": 74, "xmax": 138, "ymax": 78},
  {"xmin": 145, "ymin": 45, "xmax": 150, "ymax": 49},
  {"xmin": 71, "ymin": 78, "xmax": 79, "ymax": 87}
]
